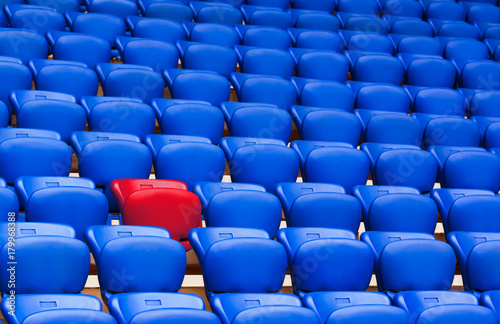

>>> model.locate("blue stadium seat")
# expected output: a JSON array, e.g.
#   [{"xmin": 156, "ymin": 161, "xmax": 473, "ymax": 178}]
[
  {"xmin": 413, "ymin": 113, "xmax": 481, "ymax": 147},
  {"xmin": 382, "ymin": 0, "xmax": 423, "ymax": 17},
  {"xmin": 241, "ymin": 5, "xmax": 293, "ymax": 29},
  {"xmin": 428, "ymin": 145, "xmax": 500, "ymax": 191},
  {"xmin": 394, "ymin": 36, "xmax": 442, "ymax": 55},
  {"xmin": 145, "ymin": 134, "xmax": 225, "ymax": 190},
  {"xmin": 277, "ymin": 227, "xmax": 370, "ymax": 297},
  {"xmin": 194, "ymin": 182, "xmax": 282, "ymax": 237},
  {"xmin": 0, "ymin": 128, "xmax": 72, "ymax": 185},
  {"xmin": 431, "ymin": 19, "xmax": 481, "ymax": 39},
  {"xmin": 361, "ymin": 143, "xmax": 437, "ymax": 192},
  {"xmin": 470, "ymin": 91, "xmax": 500, "ymax": 117},
  {"xmin": 467, "ymin": 3, "xmax": 500, "ymax": 25},
  {"xmin": 96, "ymin": 63, "xmax": 165, "ymax": 104},
  {"xmin": 140, "ymin": 0, "xmax": 193, "ymax": 22},
  {"xmin": 1, "ymin": 294, "xmax": 117, "ymax": 324},
  {"xmin": 339, "ymin": 14, "xmax": 389, "ymax": 34},
  {"xmin": 387, "ymin": 17, "xmax": 434, "ymax": 36},
  {"xmin": 0, "ymin": 59, "xmax": 31, "ymax": 115},
  {"xmin": 10, "ymin": 90, "xmax": 86, "ymax": 143},
  {"xmin": 0, "ymin": 223, "xmax": 89, "ymax": 294},
  {"xmin": 458, "ymin": 60, "xmax": 500, "ymax": 90},
  {"xmin": 190, "ymin": 2, "xmax": 243, "ymax": 25},
  {"xmin": 248, "ymin": 0, "xmax": 289, "ymax": 10},
  {"xmin": 426, "ymin": 2, "xmax": 466, "ymax": 21},
  {"xmin": 164, "ymin": 69, "xmax": 231, "ymax": 106},
  {"xmin": 5, "ymin": 4, "xmax": 66, "ymax": 34},
  {"xmin": 338, "ymin": 0, "xmax": 379, "ymax": 14},
  {"xmin": 303, "ymin": 291, "xmax": 409, "ymax": 324},
  {"xmin": 291, "ymin": 77, "xmax": 354, "ymax": 111},
  {"xmin": 29, "ymin": 59, "xmax": 99, "ymax": 100},
  {"xmin": 346, "ymin": 52, "xmax": 404, "ymax": 85},
  {"xmin": 15, "ymin": 176, "xmax": 108, "ymax": 241},
  {"xmin": 444, "ymin": 38, "xmax": 489, "ymax": 60},
  {"xmin": 275, "ymin": 182, "xmax": 362, "ymax": 232},
  {"xmin": 211, "ymin": 293, "xmax": 321, "ymax": 324},
  {"xmin": 65, "ymin": 12, "xmax": 126, "ymax": 47},
  {"xmin": 125, "ymin": 16, "xmax": 185, "ymax": 43},
  {"xmin": 472, "ymin": 116, "xmax": 500, "ymax": 148},
  {"xmin": 234, "ymin": 45, "xmax": 295, "ymax": 78},
  {"xmin": 27, "ymin": 0, "xmax": 79, "ymax": 12},
  {"xmin": 401, "ymin": 56, "xmax": 456, "ymax": 87},
  {"xmin": 152, "ymin": 99, "xmax": 224, "ymax": 144},
  {"xmin": 46, "ymin": 31, "xmax": 111, "ymax": 69},
  {"xmin": 85, "ymin": 225, "xmax": 185, "ymax": 302},
  {"xmin": 289, "ymin": 9, "xmax": 340, "ymax": 31},
  {"xmin": 71, "ymin": 131, "xmax": 152, "ymax": 211},
  {"xmin": 409, "ymin": 87, "xmax": 466, "ymax": 115},
  {"xmin": 108, "ymin": 292, "xmax": 221, "ymax": 324},
  {"xmin": 289, "ymin": 48, "xmax": 349, "ymax": 81},
  {"xmin": 0, "ymin": 177, "xmax": 18, "ymax": 222},
  {"xmin": 292, "ymin": 141, "xmax": 369, "ymax": 193},
  {"xmin": 80, "ymin": 96, "xmax": 156, "ymax": 141},
  {"xmin": 235, "ymin": 24, "xmax": 292, "ymax": 50},
  {"xmin": 355, "ymin": 109, "xmax": 423, "ymax": 144},
  {"xmin": 350, "ymin": 82, "xmax": 410, "ymax": 113},
  {"xmin": 346, "ymin": 33, "xmax": 394, "ymax": 53},
  {"xmin": 291, "ymin": 0, "xmax": 336, "ymax": 13},
  {"xmin": 220, "ymin": 102, "xmax": 292, "ymax": 142},
  {"xmin": 0, "ymin": 29, "xmax": 48, "ymax": 64},
  {"xmin": 220, "ymin": 137, "xmax": 299, "ymax": 192},
  {"xmin": 176, "ymin": 41, "xmax": 237, "ymax": 78},
  {"xmin": 189, "ymin": 227, "xmax": 287, "ymax": 299},
  {"xmin": 232, "ymin": 73, "xmax": 297, "ymax": 110},
  {"xmin": 183, "ymin": 21, "xmax": 239, "ymax": 47},
  {"xmin": 84, "ymin": 0, "xmax": 138, "ymax": 18},
  {"xmin": 115, "ymin": 36, "xmax": 178, "ymax": 73},
  {"xmin": 353, "ymin": 185, "xmax": 438, "ymax": 233},
  {"xmin": 288, "ymin": 28, "xmax": 344, "ymax": 51},
  {"xmin": 291, "ymin": 105, "xmax": 361, "ymax": 145},
  {"xmin": 431, "ymin": 188, "xmax": 500, "ymax": 234},
  {"xmin": 481, "ymin": 291, "xmax": 500, "ymax": 322}
]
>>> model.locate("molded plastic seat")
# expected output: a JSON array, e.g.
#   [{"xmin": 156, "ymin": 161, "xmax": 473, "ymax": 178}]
[
  {"xmin": 411, "ymin": 88, "xmax": 467, "ymax": 115},
  {"xmin": 241, "ymin": 5, "xmax": 293, "ymax": 29},
  {"xmin": 234, "ymin": 45, "xmax": 295, "ymax": 78},
  {"xmin": 292, "ymin": 77, "xmax": 354, "ymax": 111},
  {"xmin": 459, "ymin": 61, "xmax": 500, "ymax": 90},
  {"xmin": 10, "ymin": 90, "xmax": 86, "ymax": 143},
  {"xmin": 341, "ymin": 15, "xmax": 389, "ymax": 34},
  {"xmin": 337, "ymin": 0, "xmax": 379, "ymax": 14},
  {"xmin": 5, "ymin": 4, "xmax": 66, "ymax": 34},
  {"xmin": 115, "ymin": 37, "xmax": 178, "ymax": 73},
  {"xmin": 355, "ymin": 109, "xmax": 423, "ymax": 144},
  {"xmin": 481, "ymin": 290, "xmax": 500, "ymax": 323},
  {"xmin": 1, "ymin": 294, "xmax": 116, "ymax": 324},
  {"xmin": 231, "ymin": 73, "xmax": 297, "ymax": 111},
  {"xmin": 47, "ymin": 31, "xmax": 111, "ymax": 69},
  {"xmin": 382, "ymin": 0, "xmax": 423, "ymax": 17},
  {"xmin": 467, "ymin": 3, "xmax": 500, "ymax": 25},
  {"xmin": 85, "ymin": 225, "xmax": 186, "ymax": 302},
  {"xmin": 190, "ymin": 2, "xmax": 243, "ymax": 25},
  {"xmin": 361, "ymin": 143, "xmax": 437, "ymax": 192},
  {"xmin": 70, "ymin": 131, "xmax": 152, "ymax": 211},
  {"xmin": 177, "ymin": 41, "xmax": 237, "ymax": 78},
  {"xmin": 470, "ymin": 91, "xmax": 500, "ymax": 117},
  {"xmin": 430, "ymin": 188, "xmax": 500, "ymax": 234},
  {"xmin": 292, "ymin": 140, "xmax": 369, "ymax": 193},
  {"xmin": 194, "ymin": 182, "xmax": 282, "ymax": 237},
  {"xmin": 96, "ymin": 63, "xmax": 165, "ymax": 104},
  {"xmin": 29, "ymin": 59, "xmax": 99, "ymax": 100},
  {"xmin": 346, "ymin": 33, "xmax": 394, "ymax": 53},
  {"xmin": 220, "ymin": 102, "xmax": 292, "ymax": 142},
  {"xmin": 141, "ymin": 0, "xmax": 193, "ymax": 22},
  {"xmin": 220, "ymin": 137, "xmax": 299, "ymax": 192},
  {"xmin": 183, "ymin": 21, "xmax": 239, "ymax": 47},
  {"xmin": 431, "ymin": 20, "xmax": 481, "ymax": 39},
  {"xmin": 353, "ymin": 185, "xmax": 438, "ymax": 233},
  {"xmin": 85, "ymin": 0, "xmax": 138, "ymax": 18},
  {"xmin": 404, "ymin": 57, "xmax": 456, "ymax": 87},
  {"xmin": 292, "ymin": 0, "xmax": 336, "ymax": 14},
  {"xmin": 80, "ymin": 96, "xmax": 155, "ymax": 141},
  {"xmin": 188, "ymin": 227, "xmax": 287, "ymax": 299},
  {"xmin": 291, "ymin": 105, "xmax": 361, "ymax": 145},
  {"xmin": 15, "ymin": 176, "xmax": 108, "ymax": 241},
  {"xmin": 65, "ymin": 12, "xmax": 126, "ymax": 46},
  {"xmin": 289, "ymin": 9, "xmax": 341, "ymax": 31},
  {"xmin": 429, "ymin": 145, "xmax": 500, "ymax": 191},
  {"xmin": 427, "ymin": 2, "xmax": 466, "ymax": 21},
  {"xmin": 146, "ymin": 134, "xmax": 226, "ymax": 190},
  {"xmin": 413, "ymin": 113, "xmax": 481, "ymax": 147},
  {"xmin": 395, "ymin": 36, "xmax": 442, "ymax": 55},
  {"xmin": 289, "ymin": 48, "xmax": 349, "ymax": 81},
  {"xmin": 164, "ymin": 69, "xmax": 231, "ymax": 106},
  {"xmin": 275, "ymin": 182, "xmax": 362, "ymax": 232},
  {"xmin": 288, "ymin": 28, "xmax": 344, "ymax": 52},
  {"xmin": 0, "ymin": 128, "xmax": 72, "ymax": 185},
  {"xmin": 248, "ymin": 0, "xmax": 289, "ymax": 10},
  {"xmin": 108, "ymin": 292, "xmax": 221, "ymax": 324},
  {"xmin": 235, "ymin": 25, "xmax": 292, "ymax": 50},
  {"xmin": 472, "ymin": 116, "xmax": 500, "ymax": 148},
  {"xmin": 152, "ymin": 99, "xmax": 224, "ymax": 144},
  {"xmin": 349, "ymin": 53, "xmax": 404, "ymax": 85},
  {"xmin": 351, "ymin": 83, "xmax": 410, "ymax": 113},
  {"xmin": 26, "ymin": 0, "xmax": 79, "ymax": 12},
  {"xmin": 211, "ymin": 293, "xmax": 321, "ymax": 324},
  {"xmin": 0, "ymin": 58, "xmax": 32, "ymax": 117},
  {"xmin": 0, "ymin": 177, "xmax": 18, "ymax": 222},
  {"xmin": 0, "ymin": 29, "xmax": 48, "ymax": 63},
  {"xmin": 277, "ymin": 227, "xmax": 371, "ymax": 297},
  {"xmin": 444, "ymin": 39, "xmax": 489, "ymax": 60},
  {"xmin": 111, "ymin": 179, "xmax": 201, "ymax": 250},
  {"xmin": 125, "ymin": 16, "xmax": 185, "ymax": 43}
]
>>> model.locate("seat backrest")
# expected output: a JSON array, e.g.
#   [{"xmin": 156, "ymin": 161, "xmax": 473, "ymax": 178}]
[
  {"xmin": 237, "ymin": 25, "xmax": 291, "ymax": 49},
  {"xmin": 461, "ymin": 61, "xmax": 500, "ymax": 90},
  {"xmin": 353, "ymin": 55, "xmax": 404, "ymax": 85},
  {"xmin": 355, "ymin": 84, "xmax": 409, "ymax": 113},
  {"xmin": 413, "ymin": 88, "xmax": 466, "ymax": 115},
  {"xmin": 71, "ymin": 12, "xmax": 127, "ymax": 44},
  {"xmin": 444, "ymin": 39, "xmax": 488, "ymax": 60},
  {"xmin": 0, "ymin": 29, "xmax": 48, "ymax": 63},
  {"xmin": 186, "ymin": 22, "xmax": 239, "ymax": 47},
  {"xmin": 470, "ymin": 91, "xmax": 500, "ymax": 117},
  {"xmin": 447, "ymin": 195, "xmax": 500, "ymax": 234},
  {"xmin": 292, "ymin": 78, "xmax": 354, "ymax": 111},
  {"xmin": 406, "ymin": 58, "xmax": 456, "ymax": 88}
]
